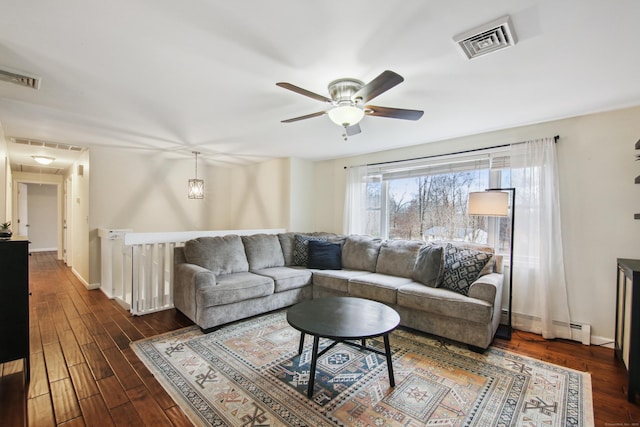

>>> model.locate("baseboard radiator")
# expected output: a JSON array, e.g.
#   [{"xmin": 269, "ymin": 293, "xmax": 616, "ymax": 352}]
[{"xmin": 508, "ymin": 310, "xmax": 591, "ymax": 345}]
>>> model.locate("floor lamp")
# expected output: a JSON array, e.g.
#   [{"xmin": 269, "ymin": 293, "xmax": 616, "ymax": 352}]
[{"xmin": 468, "ymin": 188, "xmax": 515, "ymax": 340}]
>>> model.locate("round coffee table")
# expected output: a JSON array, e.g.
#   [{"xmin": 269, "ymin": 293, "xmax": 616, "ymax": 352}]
[{"xmin": 286, "ymin": 296, "xmax": 400, "ymax": 398}]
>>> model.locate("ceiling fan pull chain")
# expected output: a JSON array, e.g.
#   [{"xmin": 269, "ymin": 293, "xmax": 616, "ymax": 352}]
[{"xmin": 342, "ymin": 127, "xmax": 348, "ymax": 141}]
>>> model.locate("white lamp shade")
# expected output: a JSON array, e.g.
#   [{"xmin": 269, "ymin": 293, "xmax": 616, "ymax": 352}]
[
  {"xmin": 327, "ymin": 105, "xmax": 365, "ymax": 127},
  {"xmin": 468, "ymin": 191, "xmax": 509, "ymax": 216}
]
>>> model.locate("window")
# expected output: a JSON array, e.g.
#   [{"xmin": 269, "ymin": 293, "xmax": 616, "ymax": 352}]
[{"xmin": 360, "ymin": 149, "xmax": 511, "ymax": 253}]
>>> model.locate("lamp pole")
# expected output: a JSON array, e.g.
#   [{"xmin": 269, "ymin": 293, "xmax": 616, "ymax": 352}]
[{"xmin": 486, "ymin": 187, "xmax": 515, "ymax": 340}]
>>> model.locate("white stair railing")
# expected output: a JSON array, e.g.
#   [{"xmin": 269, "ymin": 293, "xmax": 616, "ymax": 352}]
[{"xmin": 118, "ymin": 228, "xmax": 285, "ymax": 315}]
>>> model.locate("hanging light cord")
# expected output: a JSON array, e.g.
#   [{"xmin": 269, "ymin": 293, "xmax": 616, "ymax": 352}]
[{"xmin": 193, "ymin": 151, "xmax": 200, "ymax": 178}]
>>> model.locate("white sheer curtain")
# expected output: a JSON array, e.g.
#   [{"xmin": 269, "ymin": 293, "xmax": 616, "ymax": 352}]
[
  {"xmin": 510, "ymin": 137, "xmax": 571, "ymax": 339},
  {"xmin": 343, "ymin": 165, "xmax": 368, "ymax": 235}
]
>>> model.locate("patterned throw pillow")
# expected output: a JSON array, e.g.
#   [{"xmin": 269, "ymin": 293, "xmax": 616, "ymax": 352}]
[
  {"xmin": 293, "ymin": 234, "xmax": 327, "ymax": 266},
  {"xmin": 441, "ymin": 243, "xmax": 491, "ymax": 296}
]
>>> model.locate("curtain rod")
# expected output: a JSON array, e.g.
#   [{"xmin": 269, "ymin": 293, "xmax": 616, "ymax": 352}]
[{"xmin": 344, "ymin": 135, "xmax": 559, "ymax": 169}]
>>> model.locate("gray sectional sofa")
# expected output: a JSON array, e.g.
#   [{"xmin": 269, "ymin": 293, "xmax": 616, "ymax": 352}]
[{"xmin": 173, "ymin": 232, "xmax": 504, "ymax": 350}]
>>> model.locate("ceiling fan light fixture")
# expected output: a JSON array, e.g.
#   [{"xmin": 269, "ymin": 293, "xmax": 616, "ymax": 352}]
[
  {"xmin": 32, "ymin": 155, "xmax": 55, "ymax": 165},
  {"xmin": 327, "ymin": 105, "xmax": 364, "ymax": 128}
]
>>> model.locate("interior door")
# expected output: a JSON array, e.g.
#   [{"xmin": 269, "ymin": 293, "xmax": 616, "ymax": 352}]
[{"xmin": 17, "ymin": 183, "xmax": 28, "ymax": 237}]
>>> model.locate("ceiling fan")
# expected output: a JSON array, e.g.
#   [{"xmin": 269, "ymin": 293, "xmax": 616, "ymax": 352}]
[{"xmin": 276, "ymin": 70, "xmax": 424, "ymax": 139}]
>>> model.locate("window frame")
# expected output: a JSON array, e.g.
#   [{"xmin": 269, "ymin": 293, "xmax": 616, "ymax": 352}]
[{"xmin": 361, "ymin": 147, "xmax": 511, "ymax": 255}]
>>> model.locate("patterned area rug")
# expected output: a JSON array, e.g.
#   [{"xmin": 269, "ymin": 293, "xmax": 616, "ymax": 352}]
[{"xmin": 131, "ymin": 311, "xmax": 593, "ymax": 426}]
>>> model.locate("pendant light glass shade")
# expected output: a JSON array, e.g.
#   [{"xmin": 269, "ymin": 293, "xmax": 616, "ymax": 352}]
[
  {"xmin": 188, "ymin": 151, "xmax": 204, "ymax": 199},
  {"xmin": 188, "ymin": 178, "xmax": 204, "ymax": 199},
  {"xmin": 327, "ymin": 105, "xmax": 365, "ymax": 127}
]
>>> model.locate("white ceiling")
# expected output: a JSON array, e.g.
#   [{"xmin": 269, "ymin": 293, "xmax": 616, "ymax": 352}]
[{"xmin": 1, "ymin": 0, "xmax": 640, "ymax": 169}]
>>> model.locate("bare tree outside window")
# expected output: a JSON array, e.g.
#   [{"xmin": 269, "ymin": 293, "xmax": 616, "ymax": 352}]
[{"xmin": 381, "ymin": 170, "xmax": 492, "ymax": 244}]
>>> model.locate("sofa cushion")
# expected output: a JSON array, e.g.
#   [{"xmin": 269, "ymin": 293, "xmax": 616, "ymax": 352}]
[
  {"xmin": 440, "ymin": 244, "xmax": 491, "ymax": 296},
  {"xmin": 341, "ymin": 235, "xmax": 382, "ymax": 272},
  {"xmin": 396, "ymin": 282, "xmax": 493, "ymax": 324},
  {"xmin": 293, "ymin": 234, "xmax": 328, "ymax": 266},
  {"xmin": 412, "ymin": 244, "xmax": 446, "ymax": 287},
  {"xmin": 197, "ymin": 272, "xmax": 274, "ymax": 307},
  {"xmin": 312, "ymin": 269, "xmax": 373, "ymax": 293},
  {"xmin": 241, "ymin": 234, "xmax": 285, "ymax": 270},
  {"xmin": 348, "ymin": 273, "xmax": 413, "ymax": 305},
  {"xmin": 307, "ymin": 240, "xmax": 342, "ymax": 270},
  {"xmin": 184, "ymin": 235, "xmax": 249, "ymax": 275},
  {"xmin": 376, "ymin": 239, "xmax": 424, "ymax": 278},
  {"xmin": 252, "ymin": 266, "xmax": 312, "ymax": 293}
]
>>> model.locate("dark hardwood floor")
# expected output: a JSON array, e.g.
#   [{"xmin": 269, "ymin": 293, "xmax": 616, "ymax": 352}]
[{"xmin": 1, "ymin": 251, "xmax": 639, "ymax": 426}]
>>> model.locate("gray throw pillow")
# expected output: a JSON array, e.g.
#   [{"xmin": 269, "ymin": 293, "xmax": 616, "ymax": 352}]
[
  {"xmin": 376, "ymin": 240, "xmax": 425, "ymax": 278},
  {"xmin": 183, "ymin": 235, "xmax": 249, "ymax": 275},
  {"xmin": 441, "ymin": 243, "xmax": 491, "ymax": 296},
  {"xmin": 341, "ymin": 235, "xmax": 382, "ymax": 272},
  {"xmin": 241, "ymin": 234, "xmax": 285, "ymax": 270},
  {"xmin": 293, "ymin": 234, "xmax": 327, "ymax": 266},
  {"xmin": 412, "ymin": 244, "xmax": 445, "ymax": 287}
]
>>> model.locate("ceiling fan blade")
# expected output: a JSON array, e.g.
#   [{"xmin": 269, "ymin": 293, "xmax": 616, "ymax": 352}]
[
  {"xmin": 365, "ymin": 105, "xmax": 424, "ymax": 121},
  {"xmin": 345, "ymin": 123, "xmax": 361, "ymax": 136},
  {"xmin": 276, "ymin": 82, "xmax": 332, "ymax": 103},
  {"xmin": 281, "ymin": 111, "xmax": 327, "ymax": 123},
  {"xmin": 352, "ymin": 70, "xmax": 404, "ymax": 104}
]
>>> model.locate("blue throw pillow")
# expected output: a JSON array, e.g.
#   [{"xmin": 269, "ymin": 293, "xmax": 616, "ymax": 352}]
[
  {"xmin": 307, "ymin": 240, "xmax": 342, "ymax": 270},
  {"xmin": 293, "ymin": 234, "xmax": 327, "ymax": 266}
]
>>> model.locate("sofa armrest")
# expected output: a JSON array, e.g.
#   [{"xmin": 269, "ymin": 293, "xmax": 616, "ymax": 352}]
[
  {"xmin": 467, "ymin": 273, "xmax": 503, "ymax": 305},
  {"xmin": 174, "ymin": 263, "xmax": 216, "ymax": 321}
]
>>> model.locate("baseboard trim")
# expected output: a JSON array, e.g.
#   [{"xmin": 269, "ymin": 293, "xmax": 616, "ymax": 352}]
[{"xmin": 71, "ymin": 267, "xmax": 100, "ymax": 290}]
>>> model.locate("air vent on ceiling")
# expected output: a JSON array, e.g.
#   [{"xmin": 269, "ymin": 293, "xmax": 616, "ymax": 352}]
[
  {"xmin": 11, "ymin": 137, "xmax": 84, "ymax": 152},
  {"xmin": 0, "ymin": 67, "xmax": 41, "ymax": 90},
  {"xmin": 453, "ymin": 15, "xmax": 517, "ymax": 60}
]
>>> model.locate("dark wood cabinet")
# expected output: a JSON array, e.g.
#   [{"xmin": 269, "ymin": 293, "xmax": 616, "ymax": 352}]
[
  {"xmin": 616, "ymin": 258, "xmax": 640, "ymax": 403},
  {"xmin": 0, "ymin": 238, "xmax": 30, "ymax": 382}
]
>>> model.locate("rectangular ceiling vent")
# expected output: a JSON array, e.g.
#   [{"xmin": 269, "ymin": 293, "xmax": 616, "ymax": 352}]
[
  {"xmin": 0, "ymin": 67, "xmax": 41, "ymax": 90},
  {"xmin": 453, "ymin": 15, "xmax": 517, "ymax": 60},
  {"xmin": 11, "ymin": 137, "xmax": 84, "ymax": 152}
]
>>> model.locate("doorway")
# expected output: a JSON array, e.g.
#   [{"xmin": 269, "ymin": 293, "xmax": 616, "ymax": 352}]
[
  {"xmin": 13, "ymin": 177, "xmax": 65, "ymax": 260},
  {"xmin": 20, "ymin": 183, "xmax": 58, "ymax": 251}
]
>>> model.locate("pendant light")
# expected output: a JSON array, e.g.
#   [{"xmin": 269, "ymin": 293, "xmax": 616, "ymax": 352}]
[{"xmin": 188, "ymin": 151, "xmax": 204, "ymax": 199}]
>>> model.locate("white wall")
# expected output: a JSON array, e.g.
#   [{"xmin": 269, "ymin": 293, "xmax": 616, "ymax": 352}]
[
  {"xmin": 222, "ymin": 157, "xmax": 316, "ymax": 231},
  {"xmin": 88, "ymin": 147, "xmax": 217, "ymax": 283},
  {"xmin": 26, "ymin": 183, "xmax": 58, "ymax": 251},
  {"xmin": 90, "ymin": 147, "xmax": 214, "ymax": 232},
  {"xmin": 312, "ymin": 105, "xmax": 640, "ymax": 343},
  {"xmin": 69, "ymin": 151, "xmax": 91, "ymax": 286},
  {"xmin": 228, "ymin": 157, "xmax": 289, "ymax": 230},
  {"xmin": 289, "ymin": 158, "xmax": 314, "ymax": 232}
]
